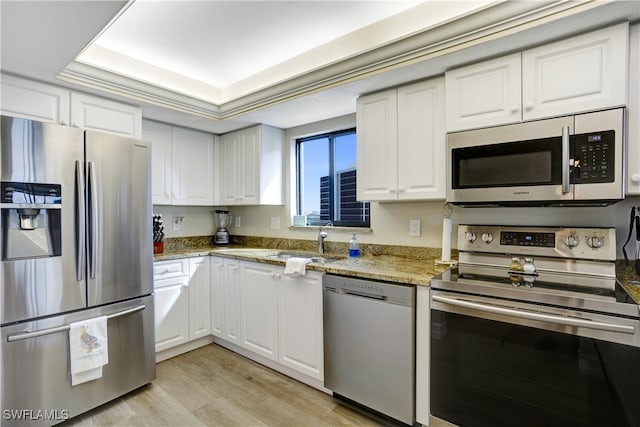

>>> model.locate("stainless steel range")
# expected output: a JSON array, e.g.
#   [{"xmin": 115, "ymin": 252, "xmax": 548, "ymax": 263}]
[{"xmin": 430, "ymin": 225, "xmax": 639, "ymax": 427}]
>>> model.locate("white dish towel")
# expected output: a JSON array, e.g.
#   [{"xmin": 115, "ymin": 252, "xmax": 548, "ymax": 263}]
[
  {"xmin": 284, "ymin": 257, "xmax": 312, "ymax": 277},
  {"xmin": 69, "ymin": 316, "xmax": 109, "ymax": 386}
]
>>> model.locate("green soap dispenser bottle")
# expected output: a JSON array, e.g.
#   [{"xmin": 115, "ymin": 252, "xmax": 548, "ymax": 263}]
[{"xmin": 349, "ymin": 232, "xmax": 361, "ymax": 257}]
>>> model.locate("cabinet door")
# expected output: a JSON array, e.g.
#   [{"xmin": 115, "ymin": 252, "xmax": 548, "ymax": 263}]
[
  {"xmin": 210, "ymin": 257, "xmax": 225, "ymax": 338},
  {"xmin": 397, "ymin": 78, "xmax": 446, "ymax": 200},
  {"xmin": 219, "ymin": 132, "xmax": 240, "ymax": 204},
  {"xmin": 154, "ymin": 277, "xmax": 190, "ymax": 352},
  {"xmin": 70, "ymin": 92, "xmax": 142, "ymax": 138},
  {"xmin": 239, "ymin": 261, "xmax": 278, "ymax": 361},
  {"xmin": 627, "ymin": 24, "xmax": 640, "ymax": 195},
  {"xmin": 278, "ymin": 271, "xmax": 324, "ymax": 380},
  {"xmin": 522, "ymin": 23, "xmax": 628, "ymax": 121},
  {"xmin": 445, "ymin": 53, "xmax": 521, "ymax": 131},
  {"xmin": 143, "ymin": 120, "xmax": 173, "ymax": 204},
  {"xmin": 188, "ymin": 257, "xmax": 211, "ymax": 340},
  {"xmin": 223, "ymin": 259, "xmax": 242, "ymax": 345},
  {"xmin": 170, "ymin": 126, "xmax": 214, "ymax": 205},
  {"xmin": 0, "ymin": 74, "xmax": 70, "ymax": 124},
  {"xmin": 356, "ymin": 89, "xmax": 399, "ymax": 201},
  {"xmin": 239, "ymin": 127, "xmax": 260, "ymax": 204}
]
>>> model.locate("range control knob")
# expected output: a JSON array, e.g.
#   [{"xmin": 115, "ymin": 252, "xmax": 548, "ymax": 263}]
[
  {"xmin": 564, "ymin": 234, "xmax": 579, "ymax": 249},
  {"xmin": 587, "ymin": 236, "xmax": 605, "ymax": 249},
  {"xmin": 464, "ymin": 231, "xmax": 477, "ymax": 243},
  {"xmin": 481, "ymin": 232, "xmax": 494, "ymax": 244}
]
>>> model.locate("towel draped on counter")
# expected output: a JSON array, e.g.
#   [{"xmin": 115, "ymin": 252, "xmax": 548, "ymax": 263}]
[{"xmin": 284, "ymin": 257, "xmax": 312, "ymax": 277}]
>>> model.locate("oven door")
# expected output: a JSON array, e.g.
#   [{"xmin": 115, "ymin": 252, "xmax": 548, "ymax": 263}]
[
  {"xmin": 430, "ymin": 289, "xmax": 640, "ymax": 427},
  {"xmin": 447, "ymin": 115, "xmax": 574, "ymax": 206}
]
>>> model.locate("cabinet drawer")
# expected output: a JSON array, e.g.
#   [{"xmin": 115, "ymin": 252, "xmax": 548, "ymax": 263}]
[{"xmin": 153, "ymin": 259, "xmax": 189, "ymax": 281}]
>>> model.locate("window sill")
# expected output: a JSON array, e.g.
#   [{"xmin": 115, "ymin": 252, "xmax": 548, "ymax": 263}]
[{"xmin": 289, "ymin": 225, "xmax": 373, "ymax": 234}]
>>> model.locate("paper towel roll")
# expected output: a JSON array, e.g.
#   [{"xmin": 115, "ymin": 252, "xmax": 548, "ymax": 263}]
[{"xmin": 441, "ymin": 217, "xmax": 452, "ymax": 262}]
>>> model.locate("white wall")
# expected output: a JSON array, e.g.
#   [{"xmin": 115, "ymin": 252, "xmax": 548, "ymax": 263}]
[{"xmin": 155, "ymin": 112, "xmax": 640, "ymax": 259}]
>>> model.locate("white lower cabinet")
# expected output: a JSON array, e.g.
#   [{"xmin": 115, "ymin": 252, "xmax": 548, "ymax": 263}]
[
  {"xmin": 154, "ymin": 275, "xmax": 190, "ymax": 352},
  {"xmin": 211, "ymin": 257, "xmax": 324, "ymax": 381},
  {"xmin": 239, "ymin": 261, "xmax": 280, "ymax": 361},
  {"xmin": 210, "ymin": 257, "xmax": 242, "ymax": 345},
  {"xmin": 278, "ymin": 271, "xmax": 324, "ymax": 381},
  {"xmin": 154, "ymin": 257, "xmax": 211, "ymax": 353},
  {"xmin": 189, "ymin": 257, "xmax": 211, "ymax": 340}
]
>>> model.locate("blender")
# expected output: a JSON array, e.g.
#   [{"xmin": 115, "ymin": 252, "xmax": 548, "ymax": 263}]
[{"xmin": 213, "ymin": 210, "xmax": 232, "ymax": 245}]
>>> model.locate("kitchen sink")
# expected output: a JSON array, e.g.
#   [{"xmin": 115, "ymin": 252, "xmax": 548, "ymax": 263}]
[{"xmin": 266, "ymin": 251, "xmax": 345, "ymax": 264}]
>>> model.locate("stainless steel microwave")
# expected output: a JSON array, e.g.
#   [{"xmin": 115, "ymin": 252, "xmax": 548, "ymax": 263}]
[{"xmin": 446, "ymin": 108, "xmax": 626, "ymax": 206}]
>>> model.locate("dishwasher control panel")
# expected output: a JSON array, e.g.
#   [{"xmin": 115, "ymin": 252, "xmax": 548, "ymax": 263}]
[{"xmin": 322, "ymin": 274, "xmax": 414, "ymax": 307}]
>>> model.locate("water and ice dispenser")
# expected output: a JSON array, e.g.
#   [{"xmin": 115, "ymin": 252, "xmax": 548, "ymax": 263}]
[{"xmin": 1, "ymin": 181, "xmax": 62, "ymax": 260}]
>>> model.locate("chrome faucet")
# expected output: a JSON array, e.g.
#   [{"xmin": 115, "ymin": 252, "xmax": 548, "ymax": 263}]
[{"xmin": 317, "ymin": 223, "xmax": 332, "ymax": 253}]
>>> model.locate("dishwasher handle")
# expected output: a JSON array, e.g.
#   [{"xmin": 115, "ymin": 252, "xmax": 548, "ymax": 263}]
[{"xmin": 325, "ymin": 286, "xmax": 388, "ymax": 301}]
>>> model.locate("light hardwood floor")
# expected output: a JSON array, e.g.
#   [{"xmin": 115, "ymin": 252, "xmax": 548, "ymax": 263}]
[{"xmin": 62, "ymin": 344, "xmax": 384, "ymax": 426}]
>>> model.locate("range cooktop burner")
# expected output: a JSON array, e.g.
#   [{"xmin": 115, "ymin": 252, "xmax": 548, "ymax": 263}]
[
  {"xmin": 433, "ymin": 268, "xmax": 639, "ymax": 319},
  {"xmin": 456, "ymin": 271, "xmax": 632, "ymax": 303}
]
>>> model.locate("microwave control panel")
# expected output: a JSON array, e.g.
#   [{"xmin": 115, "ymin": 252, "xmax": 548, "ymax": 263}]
[{"xmin": 571, "ymin": 130, "xmax": 615, "ymax": 183}]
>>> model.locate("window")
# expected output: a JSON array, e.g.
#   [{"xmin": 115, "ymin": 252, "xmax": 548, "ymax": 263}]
[{"xmin": 296, "ymin": 128, "xmax": 370, "ymax": 227}]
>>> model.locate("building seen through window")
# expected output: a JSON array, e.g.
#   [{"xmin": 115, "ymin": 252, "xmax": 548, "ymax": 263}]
[{"xmin": 296, "ymin": 129, "xmax": 370, "ymax": 227}]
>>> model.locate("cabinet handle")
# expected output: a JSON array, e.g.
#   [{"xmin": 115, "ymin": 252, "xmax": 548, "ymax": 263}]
[
  {"xmin": 398, "ymin": 187, "xmax": 405, "ymax": 192},
  {"xmin": 61, "ymin": 120, "xmax": 67, "ymax": 126},
  {"xmin": 561, "ymin": 126, "xmax": 571, "ymax": 194},
  {"xmin": 524, "ymin": 103, "xmax": 533, "ymax": 111},
  {"xmin": 631, "ymin": 174, "xmax": 640, "ymax": 184},
  {"xmin": 388, "ymin": 187, "xmax": 396, "ymax": 193},
  {"xmin": 510, "ymin": 106, "xmax": 519, "ymax": 113}
]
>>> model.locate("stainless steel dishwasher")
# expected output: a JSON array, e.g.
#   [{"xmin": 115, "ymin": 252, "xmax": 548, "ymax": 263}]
[{"xmin": 323, "ymin": 274, "xmax": 415, "ymax": 425}]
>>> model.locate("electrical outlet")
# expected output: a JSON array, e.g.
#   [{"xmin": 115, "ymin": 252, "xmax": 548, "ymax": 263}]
[
  {"xmin": 270, "ymin": 217, "xmax": 281, "ymax": 230},
  {"xmin": 235, "ymin": 216, "xmax": 241, "ymax": 227},
  {"xmin": 172, "ymin": 216, "xmax": 183, "ymax": 231},
  {"xmin": 409, "ymin": 219, "xmax": 421, "ymax": 237}
]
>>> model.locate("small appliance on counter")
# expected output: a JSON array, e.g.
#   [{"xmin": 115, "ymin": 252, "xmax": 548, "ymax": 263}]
[{"xmin": 213, "ymin": 209, "xmax": 232, "ymax": 245}]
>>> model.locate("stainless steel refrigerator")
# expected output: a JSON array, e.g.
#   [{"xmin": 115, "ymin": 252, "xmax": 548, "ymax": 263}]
[{"xmin": 0, "ymin": 116, "xmax": 155, "ymax": 425}]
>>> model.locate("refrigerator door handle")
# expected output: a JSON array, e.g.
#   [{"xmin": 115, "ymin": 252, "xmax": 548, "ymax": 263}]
[
  {"xmin": 88, "ymin": 161, "xmax": 98, "ymax": 279},
  {"xmin": 75, "ymin": 160, "xmax": 86, "ymax": 281},
  {"xmin": 6, "ymin": 305, "xmax": 147, "ymax": 342}
]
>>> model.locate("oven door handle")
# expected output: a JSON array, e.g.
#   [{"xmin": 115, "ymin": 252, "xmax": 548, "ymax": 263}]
[{"xmin": 432, "ymin": 295, "xmax": 636, "ymax": 335}]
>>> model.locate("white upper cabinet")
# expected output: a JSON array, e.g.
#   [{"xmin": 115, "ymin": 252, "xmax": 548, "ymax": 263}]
[
  {"xmin": 522, "ymin": 22, "xmax": 628, "ymax": 121},
  {"xmin": 627, "ymin": 23, "xmax": 640, "ymax": 195},
  {"xmin": 357, "ymin": 77, "xmax": 445, "ymax": 202},
  {"xmin": 356, "ymin": 89, "xmax": 398, "ymax": 201},
  {"xmin": 143, "ymin": 120, "xmax": 172, "ymax": 204},
  {"xmin": 446, "ymin": 23, "xmax": 629, "ymax": 132},
  {"xmin": 445, "ymin": 53, "xmax": 521, "ymax": 132},
  {"xmin": 1, "ymin": 74, "xmax": 142, "ymax": 138},
  {"xmin": 70, "ymin": 92, "xmax": 142, "ymax": 138},
  {"xmin": 217, "ymin": 124, "xmax": 283, "ymax": 205},
  {"xmin": 397, "ymin": 79, "xmax": 446, "ymax": 200},
  {"xmin": 1, "ymin": 74, "xmax": 70, "ymax": 125},
  {"xmin": 143, "ymin": 119, "xmax": 215, "ymax": 206},
  {"xmin": 171, "ymin": 126, "xmax": 215, "ymax": 205}
]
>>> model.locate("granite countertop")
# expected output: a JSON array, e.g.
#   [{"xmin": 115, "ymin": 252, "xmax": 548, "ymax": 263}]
[
  {"xmin": 154, "ymin": 243, "xmax": 640, "ymax": 301},
  {"xmin": 154, "ymin": 245, "xmax": 451, "ymax": 286},
  {"xmin": 615, "ymin": 260, "xmax": 640, "ymax": 304}
]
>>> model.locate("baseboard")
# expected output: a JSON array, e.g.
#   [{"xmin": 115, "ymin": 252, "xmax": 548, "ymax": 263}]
[
  {"xmin": 155, "ymin": 335, "xmax": 214, "ymax": 362},
  {"xmin": 212, "ymin": 337, "xmax": 331, "ymax": 394}
]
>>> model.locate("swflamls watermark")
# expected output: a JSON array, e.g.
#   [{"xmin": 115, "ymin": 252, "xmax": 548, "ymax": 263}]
[{"xmin": 2, "ymin": 409, "xmax": 70, "ymax": 421}]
